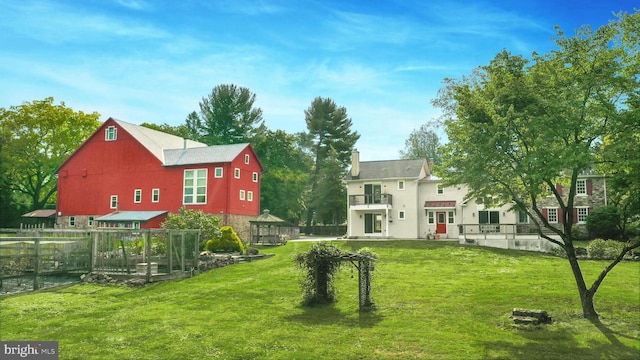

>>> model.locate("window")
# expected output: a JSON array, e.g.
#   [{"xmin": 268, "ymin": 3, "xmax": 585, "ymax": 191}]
[
  {"xmin": 88, "ymin": 216, "xmax": 94, "ymax": 227},
  {"xmin": 248, "ymin": 191, "xmax": 253, "ymax": 201},
  {"xmin": 576, "ymin": 179, "xmax": 587, "ymax": 195},
  {"xmin": 152, "ymin": 188, "xmax": 160, "ymax": 203},
  {"xmin": 398, "ymin": 210, "xmax": 406, "ymax": 220},
  {"xmin": 517, "ymin": 210, "xmax": 529, "ymax": 224},
  {"xmin": 478, "ymin": 211, "xmax": 500, "ymax": 224},
  {"xmin": 364, "ymin": 213, "xmax": 382, "ymax": 234},
  {"xmin": 428, "ymin": 211, "xmax": 435, "ymax": 224},
  {"xmin": 245, "ymin": 154, "xmax": 250, "ymax": 164},
  {"xmin": 437, "ymin": 184, "xmax": 444, "ymax": 195},
  {"xmin": 110, "ymin": 195, "xmax": 118, "ymax": 209},
  {"xmin": 215, "ymin": 167, "xmax": 223, "ymax": 178},
  {"xmin": 240, "ymin": 190, "xmax": 246, "ymax": 201},
  {"xmin": 577, "ymin": 207, "xmax": 589, "ymax": 223},
  {"xmin": 398, "ymin": 181, "xmax": 405, "ymax": 190},
  {"xmin": 69, "ymin": 216, "xmax": 76, "ymax": 227},
  {"xmin": 183, "ymin": 169, "xmax": 207, "ymax": 204},
  {"xmin": 547, "ymin": 208, "xmax": 558, "ymax": 223},
  {"xmin": 134, "ymin": 189, "xmax": 142, "ymax": 203},
  {"xmin": 234, "ymin": 168, "xmax": 240, "ymax": 179},
  {"xmin": 364, "ymin": 184, "xmax": 382, "ymax": 204},
  {"xmin": 253, "ymin": 172, "xmax": 259, "ymax": 182},
  {"xmin": 133, "ymin": 221, "xmax": 140, "ymax": 229},
  {"xmin": 105, "ymin": 126, "xmax": 117, "ymax": 141},
  {"xmin": 448, "ymin": 211, "xmax": 455, "ymax": 224}
]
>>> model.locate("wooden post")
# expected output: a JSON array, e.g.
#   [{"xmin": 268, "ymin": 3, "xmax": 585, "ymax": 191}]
[
  {"xmin": 33, "ymin": 239, "xmax": 40, "ymax": 290},
  {"xmin": 145, "ymin": 229, "xmax": 152, "ymax": 283}
]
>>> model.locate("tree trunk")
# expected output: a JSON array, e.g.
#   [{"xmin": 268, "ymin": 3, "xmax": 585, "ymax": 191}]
[{"xmin": 565, "ymin": 247, "xmax": 599, "ymax": 319}]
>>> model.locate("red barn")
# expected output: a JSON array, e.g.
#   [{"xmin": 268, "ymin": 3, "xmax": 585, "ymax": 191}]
[{"xmin": 56, "ymin": 118, "xmax": 263, "ymax": 238}]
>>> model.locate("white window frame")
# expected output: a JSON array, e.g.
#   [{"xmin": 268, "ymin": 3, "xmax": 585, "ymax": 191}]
[
  {"xmin": 437, "ymin": 184, "xmax": 444, "ymax": 195},
  {"xmin": 517, "ymin": 210, "xmax": 529, "ymax": 224},
  {"xmin": 245, "ymin": 154, "xmax": 250, "ymax": 164},
  {"xmin": 253, "ymin": 172, "xmax": 258, "ymax": 182},
  {"xmin": 105, "ymin": 126, "xmax": 117, "ymax": 141},
  {"xmin": 547, "ymin": 208, "xmax": 558, "ymax": 224},
  {"xmin": 152, "ymin": 188, "xmax": 160, "ymax": 203},
  {"xmin": 183, "ymin": 169, "xmax": 207, "ymax": 204},
  {"xmin": 133, "ymin": 221, "xmax": 140, "ymax": 229},
  {"xmin": 214, "ymin": 167, "xmax": 224, "ymax": 178},
  {"xmin": 576, "ymin": 179, "xmax": 587, "ymax": 195},
  {"xmin": 110, "ymin": 195, "xmax": 118, "ymax": 209},
  {"xmin": 447, "ymin": 211, "xmax": 455, "ymax": 224},
  {"xmin": 577, "ymin": 207, "xmax": 589, "ymax": 224},
  {"xmin": 69, "ymin": 216, "xmax": 75, "ymax": 227},
  {"xmin": 248, "ymin": 191, "xmax": 253, "ymax": 201},
  {"xmin": 234, "ymin": 168, "xmax": 241, "ymax": 179},
  {"xmin": 428, "ymin": 211, "xmax": 435, "ymax": 224},
  {"xmin": 134, "ymin": 189, "xmax": 142, "ymax": 203},
  {"xmin": 88, "ymin": 216, "xmax": 94, "ymax": 227},
  {"xmin": 398, "ymin": 210, "xmax": 406, "ymax": 220},
  {"xmin": 240, "ymin": 190, "xmax": 246, "ymax": 201},
  {"xmin": 398, "ymin": 180, "xmax": 405, "ymax": 190}
]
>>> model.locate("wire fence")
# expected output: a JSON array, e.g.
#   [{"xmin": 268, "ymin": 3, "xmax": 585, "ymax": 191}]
[{"xmin": 0, "ymin": 229, "xmax": 200, "ymax": 295}]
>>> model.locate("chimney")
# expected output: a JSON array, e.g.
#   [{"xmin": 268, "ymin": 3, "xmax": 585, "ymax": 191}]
[
  {"xmin": 351, "ymin": 149, "xmax": 360, "ymax": 177},
  {"xmin": 183, "ymin": 138, "xmax": 187, "ymax": 150}
]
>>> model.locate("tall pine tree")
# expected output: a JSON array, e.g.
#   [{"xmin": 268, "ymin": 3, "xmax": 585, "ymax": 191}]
[{"xmin": 303, "ymin": 97, "xmax": 359, "ymax": 231}]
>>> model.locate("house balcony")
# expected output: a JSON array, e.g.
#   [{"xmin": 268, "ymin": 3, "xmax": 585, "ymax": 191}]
[{"xmin": 348, "ymin": 194, "xmax": 393, "ymax": 210}]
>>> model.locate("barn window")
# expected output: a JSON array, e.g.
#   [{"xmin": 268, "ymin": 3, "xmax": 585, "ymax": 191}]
[
  {"xmin": 152, "ymin": 188, "xmax": 160, "ymax": 202},
  {"xmin": 134, "ymin": 189, "xmax": 142, "ymax": 203},
  {"xmin": 110, "ymin": 195, "xmax": 118, "ymax": 209},
  {"xmin": 240, "ymin": 190, "xmax": 246, "ymax": 200},
  {"xmin": 183, "ymin": 169, "xmax": 207, "ymax": 204},
  {"xmin": 88, "ymin": 216, "xmax": 95, "ymax": 226},
  {"xmin": 69, "ymin": 216, "xmax": 76, "ymax": 227},
  {"xmin": 105, "ymin": 126, "xmax": 117, "ymax": 141},
  {"xmin": 253, "ymin": 172, "xmax": 258, "ymax": 182},
  {"xmin": 245, "ymin": 154, "xmax": 250, "ymax": 164},
  {"xmin": 234, "ymin": 168, "xmax": 241, "ymax": 179},
  {"xmin": 214, "ymin": 167, "xmax": 223, "ymax": 178},
  {"xmin": 248, "ymin": 191, "xmax": 253, "ymax": 201}
]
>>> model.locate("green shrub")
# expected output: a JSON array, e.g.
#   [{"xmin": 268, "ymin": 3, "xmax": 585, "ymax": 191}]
[
  {"xmin": 295, "ymin": 242, "xmax": 345, "ymax": 306},
  {"xmin": 162, "ymin": 207, "xmax": 222, "ymax": 250},
  {"xmin": 586, "ymin": 205, "xmax": 622, "ymax": 240},
  {"xmin": 586, "ymin": 239, "xmax": 629, "ymax": 260},
  {"xmin": 205, "ymin": 226, "xmax": 246, "ymax": 253}
]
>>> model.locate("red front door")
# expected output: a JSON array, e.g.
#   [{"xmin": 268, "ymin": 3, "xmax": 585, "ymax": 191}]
[{"xmin": 436, "ymin": 212, "xmax": 447, "ymax": 234}]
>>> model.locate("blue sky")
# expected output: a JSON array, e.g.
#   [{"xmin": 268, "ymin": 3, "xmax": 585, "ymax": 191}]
[{"xmin": 1, "ymin": 1, "xmax": 636, "ymax": 161}]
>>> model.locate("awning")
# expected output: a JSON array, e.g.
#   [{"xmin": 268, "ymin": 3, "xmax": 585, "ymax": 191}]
[
  {"xmin": 96, "ymin": 211, "xmax": 167, "ymax": 222},
  {"xmin": 22, "ymin": 209, "xmax": 57, "ymax": 218},
  {"xmin": 424, "ymin": 201, "xmax": 457, "ymax": 209}
]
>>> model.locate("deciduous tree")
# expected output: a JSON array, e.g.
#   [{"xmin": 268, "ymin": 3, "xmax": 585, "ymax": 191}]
[
  {"xmin": 0, "ymin": 98, "xmax": 100, "ymax": 210},
  {"xmin": 433, "ymin": 11, "xmax": 640, "ymax": 319},
  {"xmin": 399, "ymin": 123, "xmax": 442, "ymax": 163},
  {"xmin": 251, "ymin": 129, "xmax": 312, "ymax": 223}
]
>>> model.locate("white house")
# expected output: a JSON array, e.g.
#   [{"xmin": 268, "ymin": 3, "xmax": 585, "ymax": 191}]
[{"xmin": 345, "ymin": 151, "xmax": 606, "ymax": 249}]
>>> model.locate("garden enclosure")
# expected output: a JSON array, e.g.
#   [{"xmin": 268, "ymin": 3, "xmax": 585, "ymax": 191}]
[{"xmin": 1, "ymin": 229, "xmax": 200, "ymax": 294}]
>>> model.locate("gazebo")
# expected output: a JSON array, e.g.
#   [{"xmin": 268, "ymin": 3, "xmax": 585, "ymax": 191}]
[{"xmin": 250, "ymin": 210, "xmax": 286, "ymax": 245}]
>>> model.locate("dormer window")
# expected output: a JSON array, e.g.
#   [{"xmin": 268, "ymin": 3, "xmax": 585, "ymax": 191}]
[{"xmin": 105, "ymin": 126, "xmax": 117, "ymax": 141}]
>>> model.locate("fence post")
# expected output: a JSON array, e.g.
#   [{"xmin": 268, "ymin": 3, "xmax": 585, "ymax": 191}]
[
  {"xmin": 145, "ymin": 229, "xmax": 152, "ymax": 283},
  {"xmin": 33, "ymin": 239, "xmax": 40, "ymax": 290}
]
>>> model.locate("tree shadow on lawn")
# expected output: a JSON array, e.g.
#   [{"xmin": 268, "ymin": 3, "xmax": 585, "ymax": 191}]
[
  {"xmin": 479, "ymin": 319, "xmax": 640, "ymax": 360},
  {"xmin": 285, "ymin": 303, "xmax": 383, "ymax": 329}
]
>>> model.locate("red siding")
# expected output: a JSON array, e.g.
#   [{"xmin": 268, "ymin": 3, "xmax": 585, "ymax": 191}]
[{"xmin": 57, "ymin": 118, "xmax": 262, "ymax": 226}]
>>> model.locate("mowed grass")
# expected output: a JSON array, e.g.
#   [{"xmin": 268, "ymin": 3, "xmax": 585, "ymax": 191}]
[{"xmin": 1, "ymin": 241, "xmax": 638, "ymax": 360}]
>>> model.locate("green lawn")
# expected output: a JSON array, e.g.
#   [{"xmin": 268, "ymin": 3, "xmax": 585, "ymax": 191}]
[{"xmin": 1, "ymin": 241, "xmax": 638, "ymax": 360}]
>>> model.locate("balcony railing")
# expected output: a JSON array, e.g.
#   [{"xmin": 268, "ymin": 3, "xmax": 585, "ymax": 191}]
[{"xmin": 349, "ymin": 194, "xmax": 393, "ymax": 206}]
